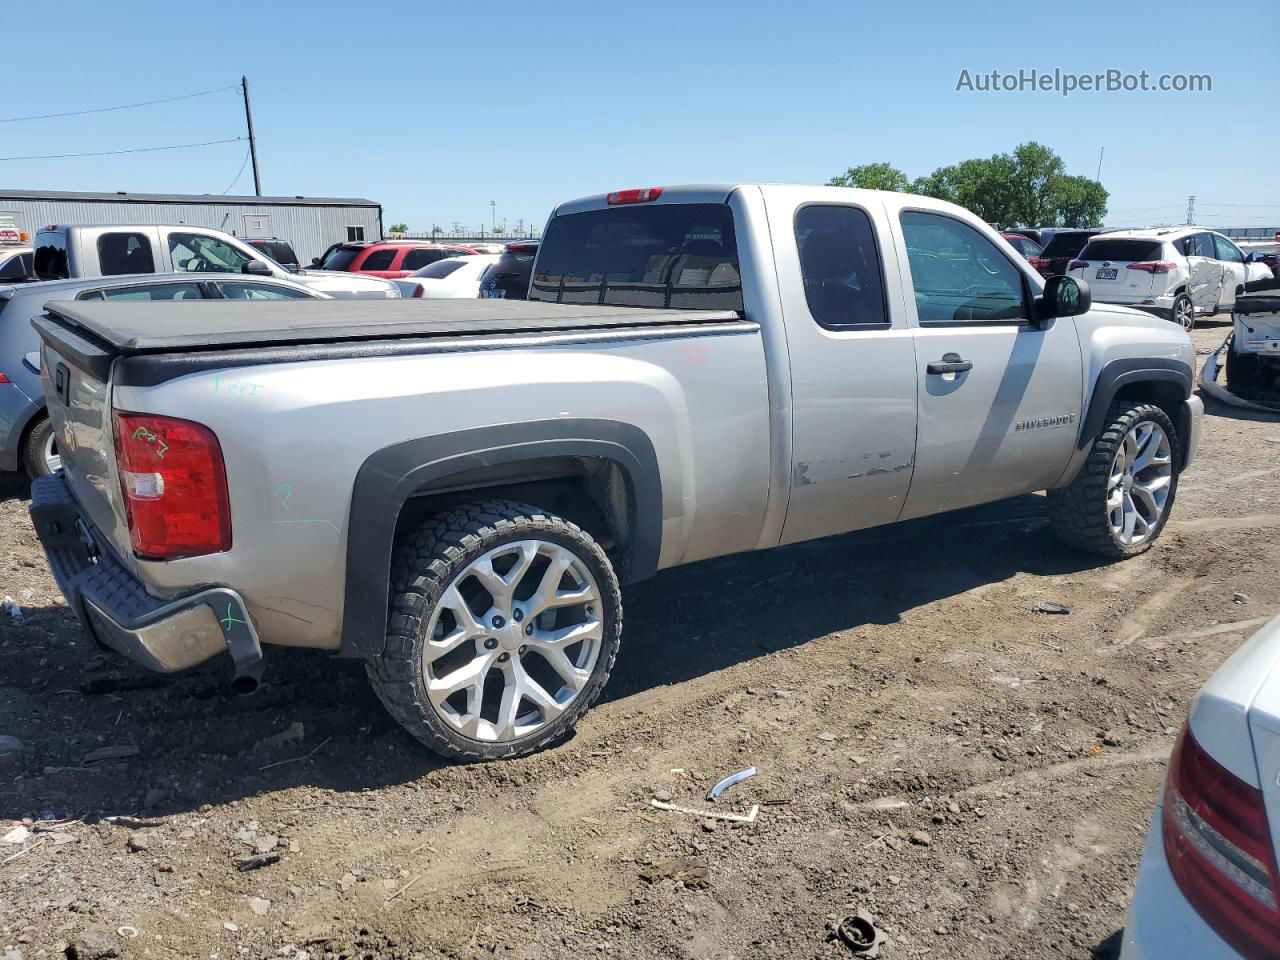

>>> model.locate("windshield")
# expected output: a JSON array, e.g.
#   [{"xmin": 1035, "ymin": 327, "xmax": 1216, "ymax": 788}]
[
  {"xmin": 319, "ymin": 247, "xmax": 361, "ymax": 271},
  {"xmin": 530, "ymin": 203, "xmax": 743, "ymax": 310}
]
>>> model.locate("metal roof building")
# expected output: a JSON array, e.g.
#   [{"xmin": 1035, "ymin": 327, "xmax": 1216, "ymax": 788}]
[{"xmin": 0, "ymin": 189, "xmax": 382, "ymax": 264}]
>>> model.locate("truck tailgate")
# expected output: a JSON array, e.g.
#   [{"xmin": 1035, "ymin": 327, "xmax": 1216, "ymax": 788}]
[{"xmin": 33, "ymin": 314, "xmax": 135, "ymax": 568}]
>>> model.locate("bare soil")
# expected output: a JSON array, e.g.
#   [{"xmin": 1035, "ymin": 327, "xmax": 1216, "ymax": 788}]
[{"xmin": 2, "ymin": 320, "xmax": 1278, "ymax": 960}]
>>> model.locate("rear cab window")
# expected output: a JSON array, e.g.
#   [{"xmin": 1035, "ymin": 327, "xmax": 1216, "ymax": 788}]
[
  {"xmin": 34, "ymin": 232, "xmax": 69, "ymax": 280},
  {"xmin": 531, "ymin": 203, "xmax": 743, "ymax": 310}
]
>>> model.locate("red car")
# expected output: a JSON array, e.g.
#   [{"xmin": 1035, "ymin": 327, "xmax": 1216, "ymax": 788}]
[
  {"xmin": 317, "ymin": 241, "xmax": 478, "ymax": 279},
  {"xmin": 1000, "ymin": 231, "xmax": 1044, "ymax": 265}
]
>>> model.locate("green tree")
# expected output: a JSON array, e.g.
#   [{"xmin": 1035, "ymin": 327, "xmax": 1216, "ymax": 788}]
[
  {"xmin": 1047, "ymin": 175, "xmax": 1108, "ymax": 227},
  {"xmin": 388, "ymin": 222, "xmax": 408, "ymax": 236},
  {"xmin": 1005, "ymin": 142, "xmax": 1065, "ymax": 228},
  {"xmin": 827, "ymin": 162, "xmax": 909, "ymax": 192},
  {"xmin": 431, "ymin": 225, "xmax": 443, "ymax": 237}
]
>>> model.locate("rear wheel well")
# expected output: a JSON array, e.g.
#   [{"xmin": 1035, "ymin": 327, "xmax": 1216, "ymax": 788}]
[{"xmin": 392, "ymin": 456, "xmax": 635, "ymax": 575}]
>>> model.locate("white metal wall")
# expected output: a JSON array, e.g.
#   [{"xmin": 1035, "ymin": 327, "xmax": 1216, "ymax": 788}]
[{"xmin": 0, "ymin": 199, "xmax": 381, "ymax": 263}]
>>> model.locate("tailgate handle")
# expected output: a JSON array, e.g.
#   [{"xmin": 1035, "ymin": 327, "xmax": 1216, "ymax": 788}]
[
  {"xmin": 926, "ymin": 354, "xmax": 973, "ymax": 375},
  {"xmin": 54, "ymin": 362, "xmax": 71, "ymax": 405}
]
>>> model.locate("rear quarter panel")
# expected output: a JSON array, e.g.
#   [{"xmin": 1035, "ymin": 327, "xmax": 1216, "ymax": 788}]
[{"xmin": 112, "ymin": 329, "xmax": 771, "ymax": 650}]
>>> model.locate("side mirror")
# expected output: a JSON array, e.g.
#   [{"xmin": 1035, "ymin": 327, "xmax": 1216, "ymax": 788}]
[
  {"xmin": 1037, "ymin": 275, "xmax": 1091, "ymax": 323},
  {"xmin": 242, "ymin": 259, "xmax": 272, "ymax": 276},
  {"xmin": 311, "ymin": 257, "xmax": 323, "ymax": 267}
]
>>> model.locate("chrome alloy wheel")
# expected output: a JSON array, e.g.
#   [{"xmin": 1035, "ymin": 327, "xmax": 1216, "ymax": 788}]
[
  {"xmin": 1107, "ymin": 421, "xmax": 1173, "ymax": 546},
  {"xmin": 422, "ymin": 539, "xmax": 604, "ymax": 743},
  {"xmin": 1173, "ymin": 297, "xmax": 1194, "ymax": 331},
  {"xmin": 42, "ymin": 431, "xmax": 61, "ymax": 474}
]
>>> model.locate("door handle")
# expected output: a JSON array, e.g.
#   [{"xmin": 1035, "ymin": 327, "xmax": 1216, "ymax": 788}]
[{"xmin": 927, "ymin": 353, "xmax": 973, "ymax": 375}]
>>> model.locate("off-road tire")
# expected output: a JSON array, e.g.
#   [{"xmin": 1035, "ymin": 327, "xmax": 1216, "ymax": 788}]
[
  {"xmin": 21, "ymin": 415, "xmax": 57, "ymax": 479},
  {"xmin": 1046, "ymin": 401, "xmax": 1179, "ymax": 558},
  {"xmin": 1170, "ymin": 293, "xmax": 1195, "ymax": 331},
  {"xmin": 366, "ymin": 499, "xmax": 622, "ymax": 762}
]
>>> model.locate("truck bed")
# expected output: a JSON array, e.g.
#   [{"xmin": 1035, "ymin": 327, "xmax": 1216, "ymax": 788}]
[{"xmin": 38, "ymin": 298, "xmax": 743, "ymax": 353}]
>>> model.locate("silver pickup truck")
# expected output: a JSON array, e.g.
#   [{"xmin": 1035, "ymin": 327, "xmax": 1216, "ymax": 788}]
[{"xmin": 29, "ymin": 184, "xmax": 1202, "ymax": 761}]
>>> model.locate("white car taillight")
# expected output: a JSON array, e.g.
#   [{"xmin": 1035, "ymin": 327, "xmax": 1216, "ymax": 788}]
[{"xmin": 1163, "ymin": 723, "xmax": 1280, "ymax": 959}]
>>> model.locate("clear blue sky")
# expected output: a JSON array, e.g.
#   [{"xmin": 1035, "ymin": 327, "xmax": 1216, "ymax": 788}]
[{"xmin": 4, "ymin": 1, "xmax": 1277, "ymax": 232}]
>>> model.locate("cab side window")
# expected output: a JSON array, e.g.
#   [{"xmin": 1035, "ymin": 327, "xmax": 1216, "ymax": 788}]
[
  {"xmin": 402, "ymin": 248, "xmax": 444, "ymax": 270},
  {"xmin": 900, "ymin": 212, "xmax": 1026, "ymax": 325},
  {"xmin": 168, "ymin": 233, "xmax": 252, "ymax": 273},
  {"xmin": 98, "ymin": 233, "xmax": 156, "ymax": 275},
  {"xmin": 795, "ymin": 205, "xmax": 888, "ymax": 328},
  {"xmin": 359, "ymin": 249, "xmax": 397, "ymax": 271},
  {"xmin": 1212, "ymin": 234, "xmax": 1244, "ymax": 263}
]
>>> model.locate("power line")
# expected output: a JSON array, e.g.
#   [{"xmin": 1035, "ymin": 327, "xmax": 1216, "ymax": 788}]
[
  {"xmin": 0, "ymin": 136, "xmax": 245, "ymax": 162},
  {"xmin": 0, "ymin": 85, "xmax": 237, "ymax": 124},
  {"xmin": 220, "ymin": 145, "xmax": 252, "ymax": 195}
]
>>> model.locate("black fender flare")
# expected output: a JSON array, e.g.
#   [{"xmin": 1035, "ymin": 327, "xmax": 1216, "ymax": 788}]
[
  {"xmin": 1076, "ymin": 357, "xmax": 1193, "ymax": 451},
  {"xmin": 340, "ymin": 418, "xmax": 662, "ymax": 658}
]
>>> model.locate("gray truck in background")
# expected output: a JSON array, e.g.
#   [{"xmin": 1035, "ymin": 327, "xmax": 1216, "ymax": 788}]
[
  {"xmin": 32, "ymin": 223, "xmax": 400, "ymax": 299},
  {"xmin": 30, "ymin": 184, "xmax": 1202, "ymax": 762}
]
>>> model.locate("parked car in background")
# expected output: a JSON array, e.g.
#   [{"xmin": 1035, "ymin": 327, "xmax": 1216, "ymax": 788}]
[
  {"xmin": 246, "ymin": 237, "xmax": 302, "ymax": 273},
  {"xmin": 33, "ymin": 225, "xmax": 400, "ymax": 299},
  {"xmin": 1000, "ymin": 232, "xmax": 1044, "ymax": 261},
  {"xmin": 0, "ymin": 245, "xmax": 33, "ymax": 282},
  {"xmin": 314, "ymin": 240, "xmax": 477, "ymax": 278},
  {"xmin": 1002, "ymin": 228, "xmax": 1042, "ymax": 246},
  {"xmin": 393, "ymin": 254, "xmax": 500, "ymax": 298},
  {"xmin": 29, "ymin": 183, "xmax": 1202, "ymax": 762},
  {"xmin": 1067, "ymin": 228, "xmax": 1271, "ymax": 330},
  {"xmin": 479, "ymin": 240, "xmax": 539, "ymax": 300},
  {"xmin": 0, "ymin": 273, "xmax": 326, "ymax": 478},
  {"xmin": 1035, "ymin": 229, "xmax": 1103, "ymax": 276},
  {"xmin": 1240, "ymin": 241, "xmax": 1280, "ymax": 279},
  {"xmin": 467, "ymin": 243, "xmax": 506, "ymax": 254},
  {"xmin": 1121, "ymin": 613, "xmax": 1280, "ymax": 960}
]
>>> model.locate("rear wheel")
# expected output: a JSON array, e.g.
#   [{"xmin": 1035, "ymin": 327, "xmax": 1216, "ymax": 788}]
[
  {"xmin": 1170, "ymin": 293, "xmax": 1195, "ymax": 331},
  {"xmin": 1047, "ymin": 401, "xmax": 1178, "ymax": 558},
  {"xmin": 367, "ymin": 500, "xmax": 622, "ymax": 762},
  {"xmin": 21, "ymin": 416, "xmax": 60, "ymax": 478}
]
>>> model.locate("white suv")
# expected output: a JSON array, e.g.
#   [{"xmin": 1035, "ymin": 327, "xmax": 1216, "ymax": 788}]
[{"xmin": 1068, "ymin": 228, "xmax": 1271, "ymax": 330}]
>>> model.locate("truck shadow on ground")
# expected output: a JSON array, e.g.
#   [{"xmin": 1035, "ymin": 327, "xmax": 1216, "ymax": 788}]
[{"xmin": 0, "ymin": 493, "xmax": 1105, "ymax": 819}]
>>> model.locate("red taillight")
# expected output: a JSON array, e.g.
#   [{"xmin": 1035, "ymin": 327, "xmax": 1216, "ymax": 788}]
[
  {"xmin": 411, "ymin": 284, "xmax": 424, "ymax": 298},
  {"xmin": 505, "ymin": 243, "xmax": 537, "ymax": 254},
  {"xmin": 1163, "ymin": 725, "xmax": 1280, "ymax": 959},
  {"xmin": 1068, "ymin": 259, "xmax": 1089, "ymax": 270},
  {"xmin": 1027, "ymin": 256, "xmax": 1045, "ymax": 269},
  {"xmin": 0, "ymin": 372, "xmax": 9, "ymax": 384},
  {"xmin": 606, "ymin": 187, "xmax": 663, "ymax": 205},
  {"xmin": 1127, "ymin": 261, "xmax": 1177, "ymax": 274},
  {"xmin": 112, "ymin": 411, "xmax": 231, "ymax": 559}
]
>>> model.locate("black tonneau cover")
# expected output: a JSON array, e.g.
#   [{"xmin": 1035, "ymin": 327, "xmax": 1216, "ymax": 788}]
[{"xmin": 40, "ymin": 298, "xmax": 741, "ymax": 354}]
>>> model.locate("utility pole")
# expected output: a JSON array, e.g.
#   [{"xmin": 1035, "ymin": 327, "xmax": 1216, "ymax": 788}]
[
  {"xmin": 241, "ymin": 76, "xmax": 262, "ymax": 196},
  {"xmin": 490, "ymin": 200, "xmax": 496, "ymax": 231},
  {"xmin": 1186, "ymin": 195, "xmax": 1196, "ymax": 225},
  {"xmin": 1096, "ymin": 146, "xmax": 1104, "ymax": 182}
]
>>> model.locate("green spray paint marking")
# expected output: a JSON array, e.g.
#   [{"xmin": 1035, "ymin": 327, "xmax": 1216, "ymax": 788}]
[
  {"xmin": 273, "ymin": 483, "xmax": 293, "ymax": 510},
  {"xmin": 220, "ymin": 603, "xmax": 248, "ymax": 632},
  {"xmin": 130, "ymin": 426, "xmax": 168, "ymax": 458}
]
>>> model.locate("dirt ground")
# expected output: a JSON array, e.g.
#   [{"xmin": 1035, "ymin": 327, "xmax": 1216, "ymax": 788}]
[{"xmin": 2, "ymin": 319, "xmax": 1278, "ymax": 960}]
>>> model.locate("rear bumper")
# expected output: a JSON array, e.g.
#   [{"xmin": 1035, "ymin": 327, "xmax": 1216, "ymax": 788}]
[
  {"xmin": 1121, "ymin": 804, "xmax": 1237, "ymax": 960},
  {"xmin": 28, "ymin": 473, "xmax": 263, "ymax": 682},
  {"xmin": 1091, "ymin": 292, "xmax": 1179, "ymax": 318}
]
